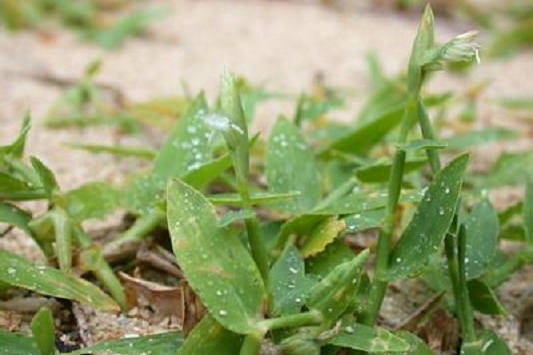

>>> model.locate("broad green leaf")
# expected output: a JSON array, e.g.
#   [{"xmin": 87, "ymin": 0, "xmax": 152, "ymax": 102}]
[
  {"xmin": 266, "ymin": 116, "xmax": 321, "ymax": 213},
  {"xmin": 300, "ymin": 216, "xmax": 345, "ymax": 258},
  {"xmin": 467, "ymin": 279, "xmax": 506, "ymax": 315},
  {"xmin": 323, "ymin": 105, "xmax": 403, "ymax": 157},
  {"xmin": 167, "ymin": 179, "xmax": 265, "ymax": 334},
  {"xmin": 0, "ymin": 331, "xmax": 39, "ymax": 355},
  {"xmin": 30, "ymin": 157, "xmax": 58, "ymax": 195},
  {"xmin": 208, "ymin": 191, "xmax": 300, "ymax": 205},
  {"xmin": 395, "ymin": 138, "xmax": 447, "ymax": 151},
  {"xmin": 66, "ymin": 142, "xmax": 156, "ymax": 159},
  {"xmin": 464, "ymin": 199, "xmax": 499, "ymax": 279},
  {"xmin": 177, "ymin": 316, "xmax": 243, "ymax": 355},
  {"xmin": 445, "ymin": 128, "xmax": 516, "ymax": 149},
  {"xmin": 307, "ymin": 250, "xmax": 368, "ymax": 326},
  {"xmin": 68, "ymin": 332, "xmax": 184, "ymax": 355},
  {"xmin": 0, "ymin": 202, "xmax": 32, "ymax": 235},
  {"xmin": 269, "ymin": 245, "xmax": 316, "ymax": 316},
  {"xmin": 384, "ymin": 154, "xmax": 469, "ymax": 280},
  {"xmin": 153, "ymin": 94, "xmax": 211, "ymax": 179},
  {"xmin": 30, "ymin": 307, "xmax": 55, "ymax": 355},
  {"xmin": 525, "ymin": 179, "xmax": 533, "ymax": 244},
  {"xmin": 355, "ymin": 157, "xmax": 426, "ymax": 183},
  {"xmin": 327, "ymin": 323, "xmax": 410, "ymax": 353},
  {"xmin": 63, "ymin": 182, "xmax": 121, "ymax": 220},
  {"xmin": 306, "ymin": 239, "xmax": 355, "ymax": 278},
  {"xmin": 0, "ymin": 249, "xmax": 118, "ymax": 310}
]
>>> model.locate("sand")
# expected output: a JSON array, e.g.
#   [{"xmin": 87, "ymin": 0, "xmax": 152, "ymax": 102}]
[{"xmin": 1, "ymin": 0, "xmax": 532, "ymax": 353}]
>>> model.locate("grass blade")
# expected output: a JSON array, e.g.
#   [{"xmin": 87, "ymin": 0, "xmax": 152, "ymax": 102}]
[
  {"xmin": 68, "ymin": 332, "xmax": 184, "ymax": 355},
  {"xmin": 30, "ymin": 307, "xmax": 56, "ymax": 355},
  {"xmin": 0, "ymin": 249, "xmax": 118, "ymax": 310}
]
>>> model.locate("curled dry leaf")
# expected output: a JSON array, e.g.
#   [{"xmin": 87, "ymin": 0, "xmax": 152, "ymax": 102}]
[
  {"xmin": 118, "ymin": 271, "xmax": 205, "ymax": 333},
  {"xmin": 118, "ymin": 271, "xmax": 184, "ymax": 323}
]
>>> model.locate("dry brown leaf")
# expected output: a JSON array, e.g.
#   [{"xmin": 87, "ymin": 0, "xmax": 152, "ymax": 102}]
[{"xmin": 119, "ymin": 271, "xmax": 185, "ymax": 323}]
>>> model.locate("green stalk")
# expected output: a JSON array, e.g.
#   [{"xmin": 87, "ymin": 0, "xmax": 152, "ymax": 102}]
[
  {"xmin": 221, "ymin": 71, "xmax": 270, "ymax": 284},
  {"xmin": 360, "ymin": 6, "xmax": 435, "ymax": 326},
  {"xmin": 240, "ymin": 333, "xmax": 263, "ymax": 355},
  {"xmin": 445, "ymin": 228, "xmax": 478, "ymax": 351},
  {"xmin": 416, "ymin": 101, "xmax": 441, "ymax": 172},
  {"xmin": 258, "ymin": 310, "xmax": 323, "ymax": 331},
  {"xmin": 359, "ymin": 95, "xmax": 413, "ymax": 326},
  {"xmin": 457, "ymin": 226, "xmax": 477, "ymax": 344},
  {"xmin": 237, "ymin": 170, "xmax": 269, "ymax": 283}
]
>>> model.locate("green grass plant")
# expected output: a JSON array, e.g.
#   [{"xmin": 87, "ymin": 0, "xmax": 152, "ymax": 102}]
[{"xmin": 1, "ymin": 4, "xmax": 532, "ymax": 355}]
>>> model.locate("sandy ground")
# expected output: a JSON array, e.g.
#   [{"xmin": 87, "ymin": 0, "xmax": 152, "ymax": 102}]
[{"xmin": 1, "ymin": 0, "xmax": 533, "ymax": 353}]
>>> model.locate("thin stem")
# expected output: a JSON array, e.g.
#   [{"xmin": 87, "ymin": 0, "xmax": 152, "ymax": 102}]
[
  {"xmin": 445, "ymin": 229, "xmax": 476, "ymax": 347},
  {"xmin": 258, "ymin": 310, "xmax": 323, "ymax": 331},
  {"xmin": 235, "ymin": 161, "xmax": 269, "ymax": 284},
  {"xmin": 417, "ymin": 100, "xmax": 442, "ymax": 172},
  {"xmin": 457, "ymin": 225, "xmax": 477, "ymax": 343},
  {"xmin": 360, "ymin": 93, "xmax": 417, "ymax": 326},
  {"xmin": 239, "ymin": 333, "xmax": 262, "ymax": 355}
]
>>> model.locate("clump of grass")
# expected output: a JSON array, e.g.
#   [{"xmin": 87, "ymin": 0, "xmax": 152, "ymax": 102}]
[
  {"xmin": 1, "ymin": 4, "xmax": 532, "ymax": 355},
  {"xmin": 0, "ymin": 0, "xmax": 162, "ymax": 49}
]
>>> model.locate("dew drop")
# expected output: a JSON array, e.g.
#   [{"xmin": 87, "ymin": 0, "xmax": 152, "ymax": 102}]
[
  {"xmin": 219, "ymin": 310, "xmax": 228, "ymax": 317},
  {"xmin": 345, "ymin": 326, "xmax": 355, "ymax": 334}
]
